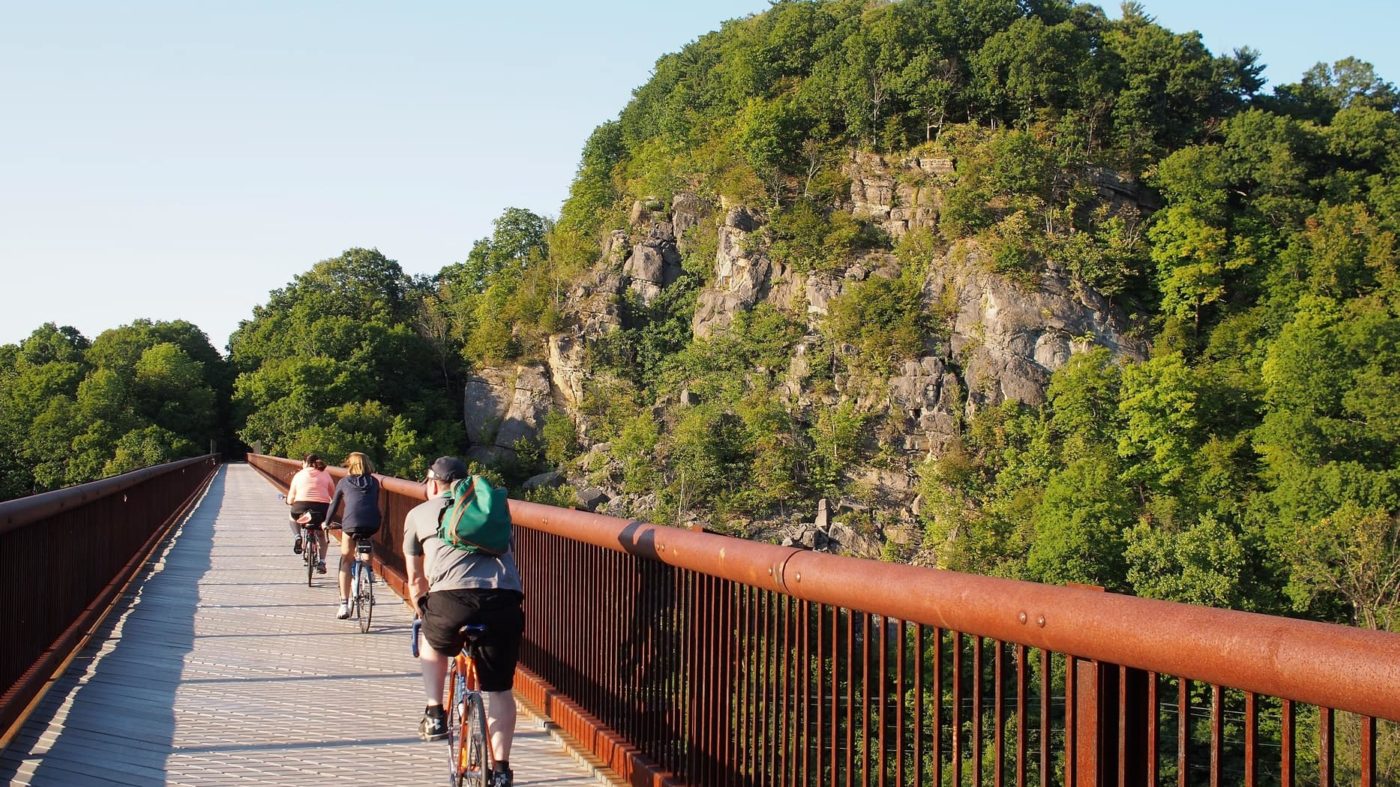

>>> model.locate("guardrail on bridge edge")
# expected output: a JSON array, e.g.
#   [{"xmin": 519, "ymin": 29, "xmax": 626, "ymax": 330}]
[
  {"xmin": 246, "ymin": 453, "xmax": 1400, "ymax": 787},
  {"xmin": 0, "ymin": 455, "xmax": 219, "ymax": 750}
]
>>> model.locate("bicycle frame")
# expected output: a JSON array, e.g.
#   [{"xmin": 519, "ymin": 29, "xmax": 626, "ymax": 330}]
[
  {"xmin": 445, "ymin": 638, "xmax": 493, "ymax": 785},
  {"xmin": 299, "ymin": 522, "xmax": 325, "ymax": 586},
  {"xmin": 351, "ymin": 536, "xmax": 374, "ymax": 632}
]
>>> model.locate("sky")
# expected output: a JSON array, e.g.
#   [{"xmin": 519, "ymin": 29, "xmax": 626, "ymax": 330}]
[{"xmin": 1, "ymin": 0, "xmax": 1396, "ymax": 354}]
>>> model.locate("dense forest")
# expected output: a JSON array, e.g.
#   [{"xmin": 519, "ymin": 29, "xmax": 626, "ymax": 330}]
[{"xmin": 2, "ymin": 0, "xmax": 1396, "ymax": 637}]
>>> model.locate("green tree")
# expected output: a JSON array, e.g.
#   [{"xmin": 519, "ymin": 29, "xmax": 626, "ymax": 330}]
[{"xmin": 1027, "ymin": 449, "xmax": 1134, "ymax": 589}]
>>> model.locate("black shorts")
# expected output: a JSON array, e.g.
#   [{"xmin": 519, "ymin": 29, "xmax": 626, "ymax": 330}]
[
  {"xmin": 290, "ymin": 501, "xmax": 329, "ymax": 527},
  {"xmin": 421, "ymin": 589, "xmax": 524, "ymax": 692}
]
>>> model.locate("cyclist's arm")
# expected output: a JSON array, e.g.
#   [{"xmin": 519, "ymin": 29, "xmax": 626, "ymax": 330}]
[
  {"xmin": 406, "ymin": 554, "xmax": 428, "ymax": 613},
  {"xmin": 325, "ymin": 485, "xmax": 343, "ymax": 527},
  {"xmin": 404, "ymin": 521, "xmax": 429, "ymax": 614}
]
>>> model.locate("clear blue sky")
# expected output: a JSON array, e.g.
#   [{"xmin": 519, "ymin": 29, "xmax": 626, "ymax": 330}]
[{"xmin": 1, "ymin": 1, "xmax": 1395, "ymax": 353}]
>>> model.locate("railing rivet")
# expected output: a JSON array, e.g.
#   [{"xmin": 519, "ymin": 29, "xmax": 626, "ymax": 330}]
[
  {"xmin": 795, "ymin": 572, "xmax": 801, "ymax": 582},
  {"xmin": 1018, "ymin": 611, "xmax": 1027, "ymax": 624},
  {"xmin": 767, "ymin": 567, "xmax": 773, "ymax": 576},
  {"xmin": 1037, "ymin": 615, "xmax": 1046, "ymax": 627}
]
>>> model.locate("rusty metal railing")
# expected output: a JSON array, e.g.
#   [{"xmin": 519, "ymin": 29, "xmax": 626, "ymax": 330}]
[
  {"xmin": 246, "ymin": 454, "xmax": 1399, "ymax": 786},
  {"xmin": 0, "ymin": 454, "xmax": 218, "ymax": 746}
]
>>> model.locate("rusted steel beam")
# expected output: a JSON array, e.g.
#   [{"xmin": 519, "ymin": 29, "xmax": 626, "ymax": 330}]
[
  {"xmin": 499, "ymin": 492, "xmax": 1400, "ymax": 722},
  {"xmin": 777, "ymin": 551, "xmax": 1400, "ymax": 723}
]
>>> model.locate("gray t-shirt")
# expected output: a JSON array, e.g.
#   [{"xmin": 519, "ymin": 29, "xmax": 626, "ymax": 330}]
[{"xmin": 403, "ymin": 494, "xmax": 522, "ymax": 592}]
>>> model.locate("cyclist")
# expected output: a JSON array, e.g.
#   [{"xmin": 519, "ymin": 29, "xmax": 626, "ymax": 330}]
[
  {"xmin": 326, "ymin": 451, "xmax": 382, "ymax": 619},
  {"xmin": 405, "ymin": 456, "xmax": 523, "ymax": 787},
  {"xmin": 287, "ymin": 453, "xmax": 334, "ymax": 573}
]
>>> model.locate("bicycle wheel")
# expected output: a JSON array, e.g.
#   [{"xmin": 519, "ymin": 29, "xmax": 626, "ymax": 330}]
[
  {"xmin": 305, "ymin": 534, "xmax": 316, "ymax": 587},
  {"xmin": 445, "ymin": 664, "xmax": 468, "ymax": 786},
  {"xmin": 357, "ymin": 564, "xmax": 374, "ymax": 633},
  {"xmin": 462, "ymin": 691, "xmax": 491, "ymax": 787}
]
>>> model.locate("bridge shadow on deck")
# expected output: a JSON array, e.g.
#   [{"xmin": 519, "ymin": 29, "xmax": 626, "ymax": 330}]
[{"xmin": 0, "ymin": 468, "xmax": 221, "ymax": 786}]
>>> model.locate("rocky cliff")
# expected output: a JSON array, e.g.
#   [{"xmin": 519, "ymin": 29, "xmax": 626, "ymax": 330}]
[{"xmin": 466, "ymin": 149, "xmax": 1150, "ymax": 551}]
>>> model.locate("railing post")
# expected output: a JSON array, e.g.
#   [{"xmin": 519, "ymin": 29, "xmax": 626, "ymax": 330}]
[
  {"xmin": 1066, "ymin": 581, "xmax": 1150, "ymax": 787},
  {"xmin": 1074, "ymin": 658, "xmax": 1104, "ymax": 786},
  {"xmin": 1074, "ymin": 658, "xmax": 1151, "ymax": 787}
]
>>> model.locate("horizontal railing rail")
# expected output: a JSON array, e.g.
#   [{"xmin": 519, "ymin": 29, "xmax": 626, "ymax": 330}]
[
  {"xmin": 247, "ymin": 454, "xmax": 1399, "ymax": 785},
  {"xmin": 0, "ymin": 454, "xmax": 218, "ymax": 746}
]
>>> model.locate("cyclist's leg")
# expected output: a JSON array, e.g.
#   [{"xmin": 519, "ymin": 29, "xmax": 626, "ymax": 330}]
[
  {"xmin": 471, "ymin": 591, "xmax": 525, "ymax": 765},
  {"xmin": 484, "ymin": 690, "xmax": 516, "ymax": 764},
  {"xmin": 289, "ymin": 511, "xmax": 303, "ymax": 553},
  {"xmin": 418, "ymin": 591, "xmax": 472, "ymax": 706},
  {"xmin": 336, "ymin": 532, "xmax": 354, "ymax": 602}
]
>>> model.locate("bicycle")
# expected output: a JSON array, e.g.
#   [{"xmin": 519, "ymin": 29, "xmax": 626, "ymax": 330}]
[
  {"xmin": 302, "ymin": 522, "xmax": 321, "ymax": 586},
  {"xmin": 295, "ymin": 514, "xmax": 324, "ymax": 587},
  {"xmin": 348, "ymin": 534, "xmax": 375, "ymax": 632},
  {"xmin": 413, "ymin": 620, "xmax": 492, "ymax": 787}
]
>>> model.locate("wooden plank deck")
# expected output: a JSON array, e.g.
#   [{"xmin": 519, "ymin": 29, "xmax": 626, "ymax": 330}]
[{"xmin": 1, "ymin": 463, "xmax": 609, "ymax": 786}]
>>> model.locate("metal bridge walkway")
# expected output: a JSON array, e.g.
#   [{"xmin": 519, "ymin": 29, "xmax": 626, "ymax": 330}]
[{"xmin": 1, "ymin": 464, "xmax": 605, "ymax": 786}]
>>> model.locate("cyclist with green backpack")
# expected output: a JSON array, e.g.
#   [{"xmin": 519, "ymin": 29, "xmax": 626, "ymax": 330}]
[{"xmin": 404, "ymin": 456, "xmax": 522, "ymax": 787}]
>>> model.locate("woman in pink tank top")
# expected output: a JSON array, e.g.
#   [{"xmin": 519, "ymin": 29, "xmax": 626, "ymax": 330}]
[{"xmin": 288, "ymin": 454, "xmax": 335, "ymax": 572}]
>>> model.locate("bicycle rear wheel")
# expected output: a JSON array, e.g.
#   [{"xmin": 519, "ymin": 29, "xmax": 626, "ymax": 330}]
[
  {"xmin": 357, "ymin": 564, "xmax": 374, "ymax": 633},
  {"xmin": 445, "ymin": 658, "xmax": 492, "ymax": 787},
  {"xmin": 462, "ymin": 691, "xmax": 490, "ymax": 787},
  {"xmin": 305, "ymin": 535, "xmax": 316, "ymax": 587}
]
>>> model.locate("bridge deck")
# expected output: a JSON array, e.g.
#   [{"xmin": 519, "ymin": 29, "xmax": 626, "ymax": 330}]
[{"xmin": 1, "ymin": 464, "xmax": 605, "ymax": 786}]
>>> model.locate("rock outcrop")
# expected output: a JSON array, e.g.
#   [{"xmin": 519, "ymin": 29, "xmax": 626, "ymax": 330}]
[
  {"xmin": 844, "ymin": 150, "xmax": 946, "ymax": 239},
  {"xmin": 463, "ymin": 147, "xmax": 1153, "ymax": 557},
  {"xmin": 463, "ymin": 364, "xmax": 555, "ymax": 464},
  {"xmin": 931, "ymin": 250, "xmax": 1147, "ymax": 412},
  {"xmin": 623, "ymin": 241, "xmax": 683, "ymax": 305},
  {"xmin": 887, "ymin": 356, "xmax": 962, "ymax": 455},
  {"xmin": 692, "ymin": 207, "xmax": 776, "ymax": 339}
]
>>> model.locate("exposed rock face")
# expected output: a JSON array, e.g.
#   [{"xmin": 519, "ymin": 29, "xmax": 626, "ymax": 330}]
[
  {"xmin": 463, "ymin": 364, "xmax": 555, "ymax": 464},
  {"xmin": 569, "ymin": 262, "xmax": 625, "ymax": 337},
  {"xmin": 692, "ymin": 207, "xmax": 775, "ymax": 339},
  {"xmin": 546, "ymin": 332, "xmax": 588, "ymax": 410},
  {"xmin": 494, "ymin": 364, "xmax": 552, "ymax": 448},
  {"xmin": 931, "ymin": 250, "xmax": 1147, "ymax": 413},
  {"xmin": 888, "ymin": 356, "xmax": 962, "ymax": 455},
  {"xmin": 463, "ymin": 368, "xmax": 513, "ymax": 446},
  {"xmin": 522, "ymin": 471, "xmax": 565, "ymax": 490},
  {"xmin": 670, "ymin": 191, "xmax": 711, "ymax": 249},
  {"xmin": 620, "ymin": 196, "xmax": 710, "ymax": 306},
  {"xmin": 466, "ymin": 147, "xmax": 1153, "ymax": 558},
  {"xmin": 845, "ymin": 151, "xmax": 943, "ymax": 239},
  {"xmin": 623, "ymin": 242, "xmax": 683, "ymax": 304}
]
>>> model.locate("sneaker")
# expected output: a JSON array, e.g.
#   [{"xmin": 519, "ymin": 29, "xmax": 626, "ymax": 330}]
[
  {"xmin": 292, "ymin": 536, "xmax": 303, "ymax": 555},
  {"xmin": 336, "ymin": 602, "xmax": 350, "ymax": 620},
  {"xmin": 489, "ymin": 766, "xmax": 513, "ymax": 787},
  {"xmin": 317, "ymin": 561, "xmax": 327, "ymax": 574},
  {"xmin": 418, "ymin": 706, "xmax": 447, "ymax": 741}
]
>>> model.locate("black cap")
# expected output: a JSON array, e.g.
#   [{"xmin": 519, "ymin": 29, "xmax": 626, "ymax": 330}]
[{"xmin": 425, "ymin": 456, "xmax": 469, "ymax": 482}]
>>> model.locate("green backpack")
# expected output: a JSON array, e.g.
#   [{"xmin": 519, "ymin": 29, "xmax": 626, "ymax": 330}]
[{"xmin": 436, "ymin": 476, "xmax": 512, "ymax": 555}]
